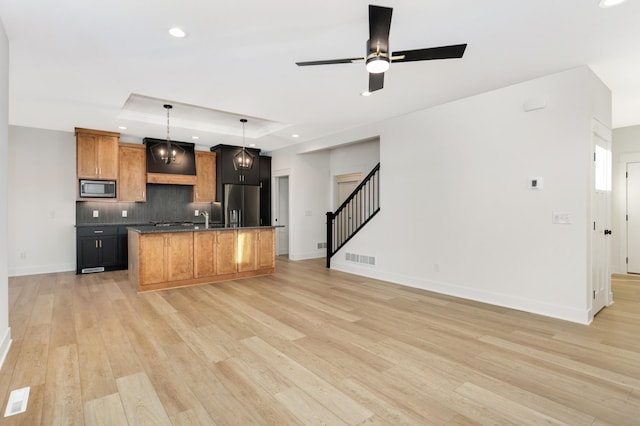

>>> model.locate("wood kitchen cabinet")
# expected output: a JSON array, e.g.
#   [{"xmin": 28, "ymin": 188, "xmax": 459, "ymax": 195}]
[
  {"xmin": 193, "ymin": 151, "xmax": 217, "ymax": 202},
  {"xmin": 76, "ymin": 128, "xmax": 119, "ymax": 180},
  {"xmin": 139, "ymin": 232, "xmax": 193, "ymax": 286},
  {"xmin": 128, "ymin": 227, "xmax": 277, "ymax": 292},
  {"xmin": 194, "ymin": 230, "xmax": 237, "ymax": 278},
  {"xmin": 237, "ymin": 228, "xmax": 275, "ymax": 272},
  {"xmin": 118, "ymin": 143, "xmax": 146, "ymax": 202}
]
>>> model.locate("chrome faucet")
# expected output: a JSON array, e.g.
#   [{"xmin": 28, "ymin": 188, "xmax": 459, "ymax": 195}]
[{"xmin": 200, "ymin": 211, "xmax": 209, "ymax": 228}]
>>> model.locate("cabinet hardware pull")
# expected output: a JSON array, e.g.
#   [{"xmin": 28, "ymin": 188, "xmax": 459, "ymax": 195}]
[
  {"xmin": 95, "ymin": 240, "xmax": 98, "ymax": 249},
  {"xmin": 93, "ymin": 230, "xmax": 103, "ymax": 234},
  {"xmin": 99, "ymin": 240, "xmax": 102, "ymax": 248}
]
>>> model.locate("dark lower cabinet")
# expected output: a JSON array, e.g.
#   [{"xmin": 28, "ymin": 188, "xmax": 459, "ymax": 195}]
[{"xmin": 77, "ymin": 225, "xmax": 130, "ymax": 273}]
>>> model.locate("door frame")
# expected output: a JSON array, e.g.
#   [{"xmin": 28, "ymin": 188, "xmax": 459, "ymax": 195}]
[
  {"xmin": 273, "ymin": 169, "xmax": 290, "ymax": 257},
  {"xmin": 590, "ymin": 118, "xmax": 612, "ymax": 320},
  {"xmin": 617, "ymin": 153, "xmax": 640, "ymax": 274}
]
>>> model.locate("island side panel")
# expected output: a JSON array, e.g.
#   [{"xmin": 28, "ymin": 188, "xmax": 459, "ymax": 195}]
[{"xmin": 128, "ymin": 229, "xmax": 140, "ymax": 288}]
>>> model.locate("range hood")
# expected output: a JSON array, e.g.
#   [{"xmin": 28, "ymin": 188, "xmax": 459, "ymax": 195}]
[{"xmin": 143, "ymin": 138, "xmax": 197, "ymax": 185}]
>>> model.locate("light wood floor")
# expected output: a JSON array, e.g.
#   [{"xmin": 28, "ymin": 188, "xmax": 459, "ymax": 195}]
[{"xmin": 1, "ymin": 258, "xmax": 639, "ymax": 425}]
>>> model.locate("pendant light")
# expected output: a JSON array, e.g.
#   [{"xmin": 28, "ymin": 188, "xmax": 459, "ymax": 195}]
[
  {"xmin": 233, "ymin": 118, "xmax": 254, "ymax": 170},
  {"xmin": 159, "ymin": 104, "xmax": 176, "ymax": 164}
]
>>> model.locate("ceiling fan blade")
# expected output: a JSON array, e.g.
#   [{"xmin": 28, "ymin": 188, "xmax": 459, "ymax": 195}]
[
  {"xmin": 369, "ymin": 72, "xmax": 384, "ymax": 92},
  {"xmin": 391, "ymin": 44, "xmax": 467, "ymax": 63},
  {"xmin": 296, "ymin": 57, "xmax": 364, "ymax": 66},
  {"xmin": 369, "ymin": 5, "xmax": 393, "ymax": 53}
]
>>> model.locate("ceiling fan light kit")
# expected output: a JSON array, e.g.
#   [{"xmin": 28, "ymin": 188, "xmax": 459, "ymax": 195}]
[
  {"xmin": 296, "ymin": 4, "xmax": 467, "ymax": 93},
  {"xmin": 365, "ymin": 54, "xmax": 390, "ymax": 74}
]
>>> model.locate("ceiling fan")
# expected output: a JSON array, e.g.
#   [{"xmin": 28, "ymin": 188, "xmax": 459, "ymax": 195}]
[{"xmin": 296, "ymin": 4, "xmax": 467, "ymax": 93}]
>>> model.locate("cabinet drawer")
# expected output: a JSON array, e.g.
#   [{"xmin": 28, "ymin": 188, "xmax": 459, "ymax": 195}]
[{"xmin": 77, "ymin": 226, "xmax": 118, "ymax": 237}]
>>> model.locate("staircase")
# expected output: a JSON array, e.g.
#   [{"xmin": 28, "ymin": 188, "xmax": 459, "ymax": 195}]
[{"xmin": 326, "ymin": 163, "xmax": 380, "ymax": 268}]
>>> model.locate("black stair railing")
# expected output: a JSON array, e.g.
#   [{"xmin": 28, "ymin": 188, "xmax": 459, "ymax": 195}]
[{"xmin": 326, "ymin": 163, "xmax": 380, "ymax": 268}]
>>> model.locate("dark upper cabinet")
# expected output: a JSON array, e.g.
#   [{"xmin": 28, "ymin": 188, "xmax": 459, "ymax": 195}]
[
  {"xmin": 210, "ymin": 144, "xmax": 262, "ymax": 201},
  {"xmin": 260, "ymin": 156, "xmax": 272, "ymax": 226}
]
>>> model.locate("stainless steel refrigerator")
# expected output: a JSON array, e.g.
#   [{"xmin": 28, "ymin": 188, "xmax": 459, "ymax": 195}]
[{"xmin": 224, "ymin": 184, "xmax": 260, "ymax": 227}]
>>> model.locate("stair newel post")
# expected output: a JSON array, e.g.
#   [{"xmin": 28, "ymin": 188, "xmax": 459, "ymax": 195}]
[{"xmin": 326, "ymin": 211, "xmax": 334, "ymax": 268}]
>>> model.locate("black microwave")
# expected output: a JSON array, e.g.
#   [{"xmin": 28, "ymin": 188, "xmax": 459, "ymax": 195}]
[{"xmin": 79, "ymin": 180, "xmax": 116, "ymax": 198}]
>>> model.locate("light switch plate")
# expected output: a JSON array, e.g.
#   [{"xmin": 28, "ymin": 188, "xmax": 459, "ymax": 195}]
[
  {"xmin": 553, "ymin": 212, "xmax": 571, "ymax": 224},
  {"xmin": 194, "ymin": 210, "xmax": 199, "ymax": 217},
  {"xmin": 92, "ymin": 210, "xmax": 99, "ymax": 218},
  {"xmin": 122, "ymin": 210, "xmax": 127, "ymax": 218}
]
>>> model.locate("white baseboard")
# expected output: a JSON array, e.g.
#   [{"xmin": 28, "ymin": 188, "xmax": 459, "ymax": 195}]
[
  {"xmin": 9, "ymin": 263, "xmax": 75, "ymax": 277},
  {"xmin": 331, "ymin": 262, "xmax": 591, "ymax": 325},
  {"xmin": 288, "ymin": 251, "xmax": 324, "ymax": 261},
  {"xmin": 0, "ymin": 327, "xmax": 12, "ymax": 370}
]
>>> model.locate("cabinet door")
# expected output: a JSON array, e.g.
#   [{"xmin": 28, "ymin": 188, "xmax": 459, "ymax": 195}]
[
  {"xmin": 219, "ymin": 148, "xmax": 240, "ymax": 184},
  {"xmin": 77, "ymin": 133, "xmax": 99, "ymax": 178},
  {"xmin": 78, "ymin": 237, "xmax": 101, "ymax": 269},
  {"xmin": 194, "ymin": 152, "xmax": 216, "ymax": 202},
  {"xmin": 97, "ymin": 136, "xmax": 119, "ymax": 179},
  {"xmin": 119, "ymin": 144, "xmax": 146, "ymax": 201},
  {"xmin": 237, "ymin": 229, "xmax": 257, "ymax": 272},
  {"xmin": 140, "ymin": 234, "xmax": 167, "ymax": 285},
  {"xmin": 100, "ymin": 235, "xmax": 119, "ymax": 266},
  {"xmin": 216, "ymin": 231, "xmax": 238, "ymax": 275},
  {"xmin": 194, "ymin": 232, "xmax": 216, "ymax": 278},
  {"xmin": 259, "ymin": 156, "xmax": 271, "ymax": 225},
  {"xmin": 257, "ymin": 229, "xmax": 275, "ymax": 269},
  {"xmin": 167, "ymin": 233, "xmax": 194, "ymax": 281}
]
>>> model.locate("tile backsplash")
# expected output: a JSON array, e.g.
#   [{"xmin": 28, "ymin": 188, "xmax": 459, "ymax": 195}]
[{"xmin": 76, "ymin": 184, "xmax": 222, "ymax": 225}]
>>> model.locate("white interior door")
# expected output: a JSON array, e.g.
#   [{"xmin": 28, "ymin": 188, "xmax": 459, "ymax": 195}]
[
  {"xmin": 591, "ymin": 121, "xmax": 612, "ymax": 316},
  {"xmin": 335, "ymin": 173, "xmax": 362, "ymax": 209},
  {"xmin": 626, "ymin": 162, "xmax": 640, "ymax": 273},
  {"xmin": 275, "ymin": 176, "xmax": 289, "ymax": 256}
]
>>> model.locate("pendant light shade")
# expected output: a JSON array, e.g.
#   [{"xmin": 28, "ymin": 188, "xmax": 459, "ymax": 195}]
[{"xmin": 233, "ymin": 118, "xmax": 254, "ymax": 171}]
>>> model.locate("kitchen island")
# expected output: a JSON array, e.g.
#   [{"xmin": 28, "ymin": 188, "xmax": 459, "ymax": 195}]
[{"xmin": 127, "ymin": 225, "xmax": 277, "ymax": 292}]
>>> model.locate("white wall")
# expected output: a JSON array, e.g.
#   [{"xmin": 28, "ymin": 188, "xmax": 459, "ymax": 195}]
[
  {"xmin": 271, "ymin": 145, "xmax": 331, "ymax": 260},
  {"xmin": 611, "ymin": 125, "xmax": 640, "ymax": 274},
  {"xmin": 269, "ymin": 138, "xmax": 379, "ymax": 260},
  {"xmin": 0, "ymin": 17, "xmax": 12, "ymax": 367},
  {"xmin": 329, "ymin": 139, "xmax": 380, "ymax": 208},
  {"xmin": 272, "ymin": 66, "xmax": 611, "ymax": 324},
  {"xmin": 8, "ymin": 126, "xmax": 76, "ymax": 276}
]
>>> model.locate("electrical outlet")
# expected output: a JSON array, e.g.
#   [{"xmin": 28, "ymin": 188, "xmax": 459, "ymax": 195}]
[
  {"xmin": 194, "ymin": 209, "xmax": 199, "ymax": 217},
  {"xmin": 122, "ymin": 210, "xmax": 127, "ymax": 218},
  {"xmin": 93, "ymin": 210, "xmax": 99, "ymax": 218}
]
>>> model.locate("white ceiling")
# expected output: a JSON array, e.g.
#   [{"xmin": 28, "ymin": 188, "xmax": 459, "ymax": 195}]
[{"xmin": 1, "ymin": 0, "xmax": 640, "ymax": 152}]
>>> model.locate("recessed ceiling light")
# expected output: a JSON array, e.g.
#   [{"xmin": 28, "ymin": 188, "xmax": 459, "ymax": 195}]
[
  {"xmin": 118, "ymin": 125, "xmax": 127, "ymax": 130},
  {"xmin": 249, "ymin": 143, "xmax": 257, "ymax": 147},
  {"xmin": 291, "ymin": 134, "xmax": 300, "ymax": 138},
  {"xmin": 168, "ymin": 27, "xmax": 187, "ymax": 38},
  {"xmin": 361, "ymin": 91, "xmax": 372, "ymax": 97},
  {"xmin": 191, "ymin": 136, "xmax": 199, "ymax": 140},
  {"xmin": 599, "ymin": 0, "xmax": 627, "ymax": 8}
]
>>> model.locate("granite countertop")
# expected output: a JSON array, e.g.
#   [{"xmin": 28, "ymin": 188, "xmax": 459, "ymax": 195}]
[{"xmin": 127, "ymin": 224, "xmax": 280, "ymax": 234}]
